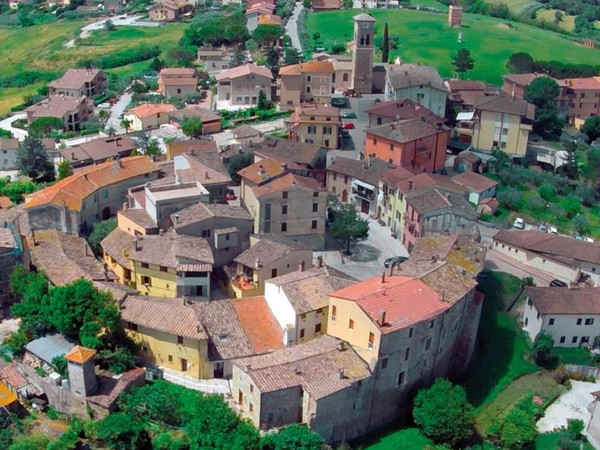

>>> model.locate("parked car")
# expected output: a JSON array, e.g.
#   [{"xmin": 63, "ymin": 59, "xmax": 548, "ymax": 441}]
[
  {"xmin": 226, "ymin": 190, "xmax": 237, "ymax": 201},
  {"xmin": 549, "ymin": 279, "xmax": 568, "ymax": 287},
  {"xmin": 117, "ymin": 113, "xmax": 124, "ymax": 119},
  {"xmin": 384, "ymin": 255, "xmax": 408, "ymax": 268},
  {"xmin": 585, "ymin": 237, "xmax": 595, "ymax": 243},
  {"xmin": 513, "ymin": 217, "xmax": 525, "ymax": 229},
  {"xmin": 341, "ymin": 130, "xmax": 350, "ymax": 137},
  {"xmin": 342, "ymin": 112, "xmax": 357, "ymax": 119},
  {"xmin": 538, "ymin": 224, "xmax": 547, "ymax": 232},
  {"xmin": 331, "ymin": 97, "xmax": 347, "ymax": 107},
  {"xmin": 342, "ymin": 123, "xmax": 355, "ymax": 130},
  {"xmin": 548, "ymin": 226, "xmax": 558, "ymax": 234},
  {"xmin": 575, "ymin": 234, "xmax": 583, "ymax": 241}
]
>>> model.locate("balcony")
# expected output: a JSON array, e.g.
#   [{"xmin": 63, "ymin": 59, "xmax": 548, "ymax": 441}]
[{"xmin": 352, "ymin": 187, "xmax": 375, "ymax": 201}]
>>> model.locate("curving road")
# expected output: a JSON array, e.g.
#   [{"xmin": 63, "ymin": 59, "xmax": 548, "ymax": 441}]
[
  {"xmin": 285, "ymin": 2, "xmax": 304, "ymax": 55},
  {"xmin": 0, "ymin": 113, "xmax": 28, "ymax": 141}
]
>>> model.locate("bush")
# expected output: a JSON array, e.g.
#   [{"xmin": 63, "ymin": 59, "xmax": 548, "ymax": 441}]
[
  {"xmin": 95, "ymin": 46, "xmax": 160, "ymax": 70},
  {"xmin": 538, "ymin": 185, "xmax": 557, "ymax": 202},
  {"xmin": 533, "ymin": 332, "xmax": 554, "ymax": 366},
  {"xmin": 498, "ymin": 188, "xmax": 523, "ymax": 211},
  {"xmin": 560, "ymin": 196, "xmax": 581, "ymax": 219}
]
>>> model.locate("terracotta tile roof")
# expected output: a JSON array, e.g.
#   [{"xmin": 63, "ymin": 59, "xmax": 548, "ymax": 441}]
[
  {"xmin": 61, "ymin": 135, "xmax": 137, "ymax": 164},
  {"xmin": 26, "ymin": 96, "xmax": 89, "ymax": 120},
  {"xmin": 129, "ymin": 231, "xmax": 214, "ymax": 270},
  {"xmin": 407, "ymin": 189, "xmax": 477, "ymax": 219},
  {"xmin": 365, "ymin": 116, "xmax": 449, "ymax": 143},
  {"xmin": 291, "ymin": 104, "xmax": 341, "ymax": 123},
  {"xmin": 474, "ymin": 93, "xmax": 535, "ymax": 120},
  {"xmin": 279, "ymin": 60, "xmax": 334, "ymax": 76},
  {"xmin": 451, "ymin": 171, "xmax": 498, "ymax": 193},
  {"xmin": 29, "ymin": 230, "xmax": 115, "ymax": 286},
  {"xmin": 379, "ymin": 166, "xmax": 415, "ymax": 187},
  {"xmin": 215, "ymin": 64, "xmax": 273, "ymax": 81},
  {"xmin": 233, "ymin": 124, "xmax": 262, "ymax": 139},
  {"xmin": 231, "ymin": 296, "xmax": 284, "ymax": 353},
  {"xmin": 159, "ymin": 68, "xmax": 197, "ymax": 77},
  {"xmin": 238, "ymin": 158, "xmax": 288, "ymax": 184},
  {"xmin": 0, "ymin": 365, "xmax": 29, "ymax": 391},
  {"xmin": 365, "ymin": 98, "xmax": 443, "ymax": 122},
  {"xmin": 328, "ymin": 156, "xmax": 394, "ymax": 187},
  {"xmin": 121, "ymin": 296, "xmax": 208, "ymax": 340},
  {"xmin": 175, "ymin": 151, "xmax": 231, "ymax": 186},
  {"xmin": 171, "ymin": 202, "xmax": 252, "ymax": 229},
  {"xmin": 0, "ymin": 381, "xmax": 17, "ymax": 407},
  {"xmin": 258, "ymin": 14, "xmax": 282, "ymax": 25},
  {"xmin": 563, "ymin": 77, "xmax": 600, "ymax": 90},
  {"xmin": 312, "ymin": 0, "xmax": 341, "ymax": 10},
  {"xmin": 0, "ymin": 138, "xmax": 18, "ymax": 151},
  {"xmin": 246, "ymin": 3, "xmax": 275, "ymax": 15},
  {"xmin": 93, "ymin": 281, "xmax": 136, "ymax": 303},
  {"xmin": 233, "ymin": 336, "xmax": 371, "ymax": 398},
  {"xmin": 234, "ymin": 237, "xmax": 310, "ymax": 268},
  {"xmin": 268, "ymin": 266, "xmax": 355, "ymax": 314},
  {"xmin": 167, "ymin": 139, "xmax": 219, "ymax": 157},
  {"xmin": 25, "ymin": 156, "xmax": 159, "ymax": 211},
  {"xmin": 386, "ymin": 63, "xmax": 445, "ymax": 91},
  {"xmin": 118, "ymin": 208, "xmax": 158, "ymax": 231},
  {"xmin": 128, "ymin": 103, "xmax": 176, "ymax": 119},
  {"xmin": 87, "ymin": 367, "xmax": 145, "ymax": 409},
  {"xmin": 250, "ymin": 137, "xmax": 323, "ymax": 166},
  {"xmin": 48, "ymin": 68, "xmax": 103, "ymax": 90},
  {"xmin": 330, "ymin": 275, "xmax": 450, "ymax": 333},
  {"xmin": 494, "ymin": 230, "xmax": 600, "ymax": 266},
  {"xmin": 526, "ymin": 287, "xmax": 600, "ymax": 315},
  {"xmin": 252, "ymin": 173, "xmax": 323, "ymax": 198},
  {"xmin": 502, "ymin": 73, "xmax": 549, "ymax": 87},
  {"xmin": 446, "ymin": 79, "xmax": 489, "ymax": 92},
  {"xmin": 395, "ymin": 172, "xmax": 466, "ymax": 195},
  {"xmin": 64, "ymin": 346, "xmax": 96, "ymax": 364},
  {"xmin": 101, "ymin": 228, "xmax": 134, "ymax": 267}
]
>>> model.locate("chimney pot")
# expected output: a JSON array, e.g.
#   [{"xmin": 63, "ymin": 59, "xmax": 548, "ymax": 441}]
[
  {"xmin": 381, "ymin": 271, "xmax": 386, "ymax": 284},
  {"xmin": 379, "ymin": 309, "xmax": 386, "ymax": 326},
  {"xmin": 175, "ymin": 214, "xmax": 180, "ymax": 224},
  {"xmin": 339, "ymin": 369, "xmax": 345, "ymax": 380},
  {"xmin": 299, "ymin": 260, "xmax": 305, "ymax": 272}
]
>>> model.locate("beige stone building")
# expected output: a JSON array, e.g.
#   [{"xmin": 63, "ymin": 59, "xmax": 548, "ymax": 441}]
[
  {"xmin": 148, "ymin": 0, "xmax": 192, "ymax": 21},
  {"xmin": 350, "ymin": 14, "xmax": 375, "ymax": 94},
  {"xmin": 48, "ymin": 68, "xmax": 107, "ymax": 98},
  {"xmin": 287, "ymin": 104, "xmax": 341, "ymax": 149},
  {"xmin": 26, "ymin": 96, "xmax": 94, "ymax": 132},
  {"xmin": 215, "ymin": 64, "xmax": 273, "ymax": 107},
  {"xmin": 279, "ymin": 60, "xmax": 335, "ymax": 111},
  {"xmin": 157, "ymin": 68, "xmax": 198, "ymax": 99},
  {"xmin": 124, "ymin": 104, "xmax": 176, "ymax": 131}
]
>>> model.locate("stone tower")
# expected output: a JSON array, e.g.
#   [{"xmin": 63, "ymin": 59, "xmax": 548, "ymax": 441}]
[
  {"xmin": 351, "ymin": 13, "xmax": 375, "ymax": 95},
  {"xmin": 65, "ymin": 346, "xmax": 97, "ymax": 397},
  {"xmin": 449, "ymin": 5, "xmax": 463, "ymax": 28}
]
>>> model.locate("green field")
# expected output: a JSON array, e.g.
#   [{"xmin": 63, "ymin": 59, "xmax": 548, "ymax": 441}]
[
  {"xmin": 0, "ymin": 22, "xmax": 187, "ymax": 116},
  {"xmin": 305, "ymin": 9, "xmax": 600, "ymax": 85}
]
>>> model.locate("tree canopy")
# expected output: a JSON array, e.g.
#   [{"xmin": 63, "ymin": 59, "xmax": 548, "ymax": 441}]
[
  {"xmin": 252, "ymin": 25, "xmax": 283, "ymax": 47},
  {"xmin": 28, "ymin": 117, "xmax": 64, "ymax": 138},
  {"xmin": 17, "ymin": 135, "xmax": 54, "ymax": 182},
  {"xmin": 329, "ymin": 202, "xmax": 369, "ymax": 255},
  {"xmin": 381, "ymin": 23, "xmax": 389, "ymax": 64},
  {"xmin": 260, "ymin": 424, "xmax": 323, "ymax": 450},
  {"xmin": 451, "ymin": 48, "xmax": 475, "ymax": 80},
  {"xmin": 57, "ymin": 160, "xmax": 73, "ymax": 181},
  {"xmin": 582, "ymin": 116, "xmax": 600, "ymax": 144},
  {"xmin": 88, "ymin": 218, "xmax": 117, "ymax": 256},
  {"xmin": 524, "ymin": 77, "xmax": 564, "ymax": 140},
  {"xmin": 181, "ymin": 116, "xmax": 204, "ymax": 138}
]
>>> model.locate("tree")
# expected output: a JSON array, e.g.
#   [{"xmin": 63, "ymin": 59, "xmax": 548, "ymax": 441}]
[
  {"xmin": 228, "ymin": 153, "xmax": 254, "ymax": 182},
  {"xmin": 413, "ymin": 378, "xmax": 474, "ymax": 446},
  {"xmin": 51, "ymin": 356, "xmax": 68, "ymax": 378},
  {"xmin": 524, "ymin": 77, "xmax": 563, "ymax": 139},
  {"xmin": 561, "ymin": 196, "xmax": 581, "ymax": 219},
  {"xmin": 284, "ymin": 48, "xmax": 302, "ymax": 65},
  {"xmin": 381, "ymin": 23, "xmax": 389, "ymax": 64},
  {"xmin": 507, "ymin": 52, "xmax": 535, "ymax": 74},
  {"xmin": 343, "ymin": 0, "xmax": 353, "ymax": 8},
  {"xmin": 144, "ymin": 140, "xmax": 161, "ymax": 157},
  {"xmin": 17, "ymin": 135, "xmax": 54, "ymax": 182},
  {"xmin": 166, "ymin": 47, "xmax": 195, "ymax": 66},
  {"xmin": 533, "ymin": 332, "xmax": 554, "ymax": 366},
  {"xmin": 576, "ymin": 183, "xmax": 597, "ymax": 207},
  {"xmin": 148, "ymin": 57, "xmax": 165, "ymax": 72},
  {"xmin": 574, "ymin": 214, "xmax": 591, "ymax": 235},
  {"xmin": 330, "ymin": 203, "xmax": 369, "ymax": 255},
  {"xmin": 88, "ymin": 218, "xmax": 117, "ymax": 256},
  {"xmin": 303, "ymin": 0, "xmax": 310, "ymax": 7},
  {"xmin": 28, "ymin": 117, "xmax": 64, "ymax": 138},
  {"xmin": 260, "ymin": 424, "xmax": 323, "ymax": 450},
  {"xmin": 497, "ymin": 188, "xmax": 523, "ymax": 211},
  {"xmin": 95, "ymin": 413, "xmax": 150, "ymax": 450},
  {"xmin": 57, "ymin": 160, "xmax": 73, "ymax": 181},
  {"xmin": 538, "ymin": 185, "xmax": 556, "ymax": 202},
  {"xmin": 451, "ymin": 48, "xmax": 475, "ymax": 80},
  {"xmin": 252, "ymin": 25, "xmax": 282, "ymax": 47},
  {"xmin": 257, "ymin": 90, "xmax": 273, "ymax": 111},
  {"xmin": 582, "ymin": 116, "xmax": 600, "ymax": 144},
  {"xmin": 105, "ymin": 20, "xmax": 115, "ymax": 32},
  {"xmin": 554, "ymin": 10, "xmax": 564, "ymax": 23},
  {"xmin": 0, "ymin": 129, "xmax": 11, "ymax": 139},
  {"xmin": 559, "ymin": 136, "xmax": 578, "ymax": 179},
  {"xmin": 500, "ymin": 407, "xmax": 537, "ymax": 449},
  {"xmin": 120, "ymin": 118, "xmax": 132, "ymax": 134},
  {"xmin": 265, "ymin": 47, "xmax": 280, "ymax": 71},
  {"xmin": 181, "ymin": 116, "xmax": 203, "ymax": 138}
]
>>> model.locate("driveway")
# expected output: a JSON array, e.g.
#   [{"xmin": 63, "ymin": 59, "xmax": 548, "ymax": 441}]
[
  {"xmin": 0, "ymin": 113, "xmax": 28, "ymax": 141},
  {"xmin": 317, "ymin": 215, "xmax": 408, "ymax": 281},
  {"xmin": 105, "ymin": 92, "xmax": 132, "ymax": 134},
  {"xmin": 64, "ymin": 15, "xmax": 162, "ymax": 47},
  {"xmin": 285, "ymin": 2, "xmax": 304, "ymax": 54}
]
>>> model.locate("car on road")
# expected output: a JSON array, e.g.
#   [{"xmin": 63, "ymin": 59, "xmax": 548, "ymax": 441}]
[
  {"xmin": 549, "ymin": 279, "xmax": 568, "ymax": 287},
  {"xmin": 342, "ymin": 123, "xmax": 355, "ymax": 129},
  {"xmin": 575, "ymin": 234, "xmax": 583, "ymax": 241},
  {"xmin": 585, "ymin": 237, "xmax": 595, "ymax": 243},
  {"xmin": 548, "ymin": 225, "xmax": 558, "ymax": 234},
  {"xmin": 117, "ymin": 113, "xmax": 124, "ymax": 119},
  {"xmin": 226, "ymin": 190, "xmax": 236, "ymax": 201},
  {"xmin": 513, "ymin": 217, "xmax": 525, "ymax": 229},
  {"xmin": 341, "ymin": 130, "xmax": 350, "ymax": 138},
  {"xmin": 331, "ymin": 97, "xmax": 347, "ymax": 107},
  {"xmin": 384, "ymin": 255, "xmax": 408, "ymax": 268},
  {"xmin": 538, "ymin": 224, "xmax": 547, "ymax": 232},
  {"xmin": 342, "ymin": 112, "xmax": 357, "ymax": 119}
]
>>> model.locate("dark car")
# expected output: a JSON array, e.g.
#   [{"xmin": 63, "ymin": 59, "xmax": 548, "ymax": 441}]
[
  {"xmin": 384, "ymin": 256, "xmax": 408, "ymax": 268},
  {"xmin": 342, "ymin": 112, "xmax": 357, "ymax": 119},
  {"xmin": 549, "ymin": 279, "xmax": 568, "ymax": 287},
  {"xmin": 331, "ymin": 97, "xmax": 347, "ymax": 107}
]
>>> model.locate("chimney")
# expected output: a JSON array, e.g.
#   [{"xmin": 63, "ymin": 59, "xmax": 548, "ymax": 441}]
[
  {"xmin": 183, "ymin": 296, "xmax": 189, "ymax": 306},
  {"xmin": 381, "ymin": 271, "xmax": 386, "ymax": 284},
  {"xmin": 190, "ymin": 148, "xmax": 196, "ymax": 156},
  {"xmin": 440, "ymin": 289, "xmax": 445, "ymax": 302},
  {"xmin": 134, "ymin": 236, "xmax": 141, "ymax": 251},
  {"xmin": 317, "ymin": 255, "xmax": 323, "ymax": 268},
  {"xmin": 204, "ymin": 171, "xmax": 209, "ymax": 180},
  {"xmin": 116, "ymin": 137, "xmax": 122, "ymax": 147},
  {"xmin": 71, "ymin": 152, "xmax": 75, "ymax": 160},
  {"xmin": 337, "ymin": 341, "xmax": 346, "ymax": 352},
  {"xmin": 338, "ymin": 369, "xmax": 345, "ymax": 380},
  {"xmin": 298, "ymin": 260, "xmax": 305, "ymax": 272},
  {"xmin": 368, "ymin": 154, "xmax": 373, "ymax": 167},
  {"xmin": 258, "ymin": 164, "xmax": 265, "ymax": 176},
  {"xmin": 408, "ymin": 180, "xmax": 414, "ymax": 191},
  {"xmin": 379, "ymin": 310, "xmax": 386, "ymax": 326},
  {"xmin": 84, "ymin": 242, "xmax": 89, "ymax": 257},
  {"xmin": 175, "ymin": 214, "xmax": 180, "ymax": 224},
  {"xmin": 255, "ymin": 258, "xmax": 260, "ymax": 270},
  {"xmin": 122, "ymin": 202, "xmax": 128, "ymax": 211}
]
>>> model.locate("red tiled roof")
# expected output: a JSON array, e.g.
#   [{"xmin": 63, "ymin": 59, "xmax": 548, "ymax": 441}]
[
  {"xmin": 238, "ymin": 158, "xmax": 288, "ymax": 184},
  {"xmin": 64, "ymin": 346, "xmax": 96, "ymax": 364},
  {"xmin": 395, "ymin": 172, "xmax": 466, "ymax": 195},
  {"xmin": 279, "ymin": 60, "xmax": 334, "ymax": 76},
  {"xmin": 330, "ymin": 275, "xmax": 449, "ymax": 333},
  {"xmin": 0, "ymin": 365, "xmax": 29, "ymax": 390},
  {"xmin": 231, "ymin": 296, "xmax": 284, "ymax": 353},
  {"xmin": 215, "ymin": 64, "xmax": 273, "ymax": 81},
  {"xmin": 562, "ymin": 77, "xmax": 600, "ymax": 90},
  {"xmin": 451, "ymin": 171, "xmax": 498, "ymax": 193},
  {"xmin": 128, "ymin": 103, "xmax": 176, "ymax": 119},
  {"xmin": 252, "ymin": 173, "xmax": 322, "ymax": 198}
]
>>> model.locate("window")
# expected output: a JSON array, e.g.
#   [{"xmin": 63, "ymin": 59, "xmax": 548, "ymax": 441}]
[
  {"xmin": 168, "ymin": 355, "xmax": 173, "ymax": 363},
  {"xmin": 250, "ymin": 384, "xmax": 254, "ymax": 393},
  {"xmin": 312, "ymin": 203, "xmax": 318, "ymax": 212},
  {"xmin": 390, "ymin": 144, "xmax": 394, "ymax": 151},
  {"xmin": 141, "ymin": 262, "xmax": 149, "ymax": 269},
  {"xmin": 141, "ymin": 276, "xmax": 151, "ymax": 286},
  {"xmin": 331, "ymin": 305, "xmax": 337, "ymax": 321},
  {"xmin": 344, "ymin": 175, "xmax": 348, "ymax": 184},
  {"xmin": 313, "ymin": 191, "xmax": 319, "ymax": 197},
  {"xmin": 409, "ymin": 327, "xmax": 414, "ymax": 338},
  {"xmin": 560, "ymin": 336, "xmax": 566, "ymax": 343},
  {"xmin": 577, "ymin": 318, "xmax": 583, "ymax": 325},
  {"xmin": 373, "ymin": 139, "xmax": 377, "ymax": 145},
  {"xmin": 429, "ymin": 320, "xmax": 435, "ymax": 329},
  {"xmin": 549, "ymin": 318, "xmax": 555, "ymax": 325},
  {"xmin": 312, "ymin": 220, "xmax": 318, "ymax": 229},
  {"xmin": 202, "ymin": 230, "xmax": 211, "ymax": 238},
  {"xmin": 249, "ymin": 403, "xmax": 253, "ymax": 412},
  {"xmin": 281, "ymin": 222, "xmax": 287, "ymax": 232},
  {"xmin": 316, "ymin": 307, "xmax": 323, "ymax": 314},
  {"xmin": 315, "ymin": 323, "xmax": 322, "ymax": 333},
  {"xmin": 282, "ymin": 205, "xmax": 288, "ymax": 214},
  {"xmin": 377, "ymin": 117, "xmax": 382, "ymax": 125},
  {"xmin": 282, "ymin": 191, "xmax": 288, "ymax": 199},
  {"xmin": 225, "ymin": 234, "xmax": 230, "ymax": 241},
  {"xmin": 381, "ymin": 357, "xmax": 388, "ymax": 369},
  {"xmin": 333, "ymin": 172, "xmax": 337, "ymax": 181},
  {"xmin": 405, "ymin": 347, "xmax": 410, "ymax": 360},
  {"xmin": 572, "ymin": 336, "xmax": 578, "ymax": 343},
  {"xmin": 300, "ymin": 328, "xmax": 305, "ymax": 338},
  {"xmin": 271, "ymin": 268, "xmax": 277, "ymax": 278},
  {"xmin": 160, "ymin": 266, "xmax": 168, "ymax": 272},
  {"xmin": 368, "ymin": 332, "xmax": 375, "ymax": 349},
  {"xmin": 307, "ymin": 75, "xmax": 311, "ymax": 82},
  {"xmin": 306, "ymin": 86, "xmax": 311, "ymax": 93},
  {"xmin": 425, "ymin": 338, "xmax": 431, "ymax": 351},
  {"xmin": 586, "ymin": 318, "xmax": 595, "ymax": 325},
  {"xmin": 397, "ymin": 371, "xmax": 405, "ymax": 386},
  {"xmin": 349, "ymin": 319, "xmax": 354, "ymax": 330},
  {"xmin": 177, "ymin": 336, "xmax": 184, "ymax": 345}
]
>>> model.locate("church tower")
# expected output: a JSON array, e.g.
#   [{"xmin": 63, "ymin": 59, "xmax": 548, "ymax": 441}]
[{"xmin": 351, "ymin": 13, "xmax": 375, "ymax": 95}]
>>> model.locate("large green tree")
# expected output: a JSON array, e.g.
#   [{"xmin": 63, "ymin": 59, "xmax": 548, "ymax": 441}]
[
  {"xmin": 330, "ymin": 203, "xmax": 369, "ymax": 255},
  {"xmin": 260, "ymin": 424, "xmax": 323, "ymax": 450},
  {"xmin": 451, "ymin": 48, "xmax": 475, "ymax": 80},
  {"xmin": 94, "ymin": 413, "xmax": 150, "ymax": 450},
  {"xmin": 57, "ymin": 160, "xmax": 73, "ymax": 181},
  {"xmin": 524, "ymin": 77, "xmax": 564, "ymax": 140},
  {"xmin": 252, "ymin": 25, "xmax": 282, "ymax": 47},
  {"xmin": 181, "ymin": 116, "xmax": 203, "ymax": 138},
  {"xmin": 413, "ymin": 378, "xmax": 474, "ymax": 446},
  {"xmin": 533, "ymin": 332, "xmax": 554, "ymax": 366},
  {"xmin": 28, "ymin": 117, "xmax": 64, "ymax": 138},
  {"xmin": 89, "ymin": 218, "xmax": 117, "ymax": 256},
  {"xmin": 499, "ymin": 406, "xmax": 537, "ymax": 449},
  {"xmin": 16, "ymin": 135, "xmax": 54, "ymax": 182},
  {"xmin": 582, "ymin": 116, "xmax": 600, "ymax": 144}
]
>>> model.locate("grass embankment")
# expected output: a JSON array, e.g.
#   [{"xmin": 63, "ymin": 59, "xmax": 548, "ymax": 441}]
[{"xmin": 304, "ymin": 9, "xmax": 600, "ymax": 85}]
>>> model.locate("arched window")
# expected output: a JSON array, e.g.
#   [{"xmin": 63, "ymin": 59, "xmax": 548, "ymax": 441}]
[
  {"xmin": 366, "ymin": 34, "xmax": 370, "ymax": 45},
  {"xmin": 360, "ymin": 34, "xmax": 364, "ymax": 45},
  {"xmin": 343, "ymin": 73, "xmax": 349, "ymax": 82}
]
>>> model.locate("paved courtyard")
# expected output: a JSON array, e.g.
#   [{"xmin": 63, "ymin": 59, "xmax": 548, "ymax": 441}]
[{"xmin": 317, "ymin": 216, "xmax": 408, "ymax": 281}]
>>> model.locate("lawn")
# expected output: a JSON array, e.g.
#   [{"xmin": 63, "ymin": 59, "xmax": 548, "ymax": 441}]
[
  {"xmin": 552, "ymin": 347, "xmax": 596, "ymax": 366},
  {"xmin": 304, "ymin": 9, "xmax": 600, "ymax": 85},
  {"xmin": 536, "ymin": 432, "xmax": 595, "ymax": 450}
]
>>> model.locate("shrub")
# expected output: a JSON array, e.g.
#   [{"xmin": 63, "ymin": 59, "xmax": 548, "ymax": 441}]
[
  {"xmin": 561, "ymin": 196, "xmax": 581, "ymax": 219},
  {"xmin": 533, "ymin": 332, "xmax": 554, "ymax": 366},
  {"xmin": 498, "ymin": 188, "xmax": 523, "ymax": 211},
  {"xmin": 95, "ymin": 46, "xmax": 160, "ymax": 69},
  {"xmin": 538, "ymin": 185, "xmax": 557, "ymax": 202}
]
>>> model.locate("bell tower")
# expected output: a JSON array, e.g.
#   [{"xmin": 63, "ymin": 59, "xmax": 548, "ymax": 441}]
[{"xmin": 350, "ymin": 13, "xmax": 375, "ymax": 95}]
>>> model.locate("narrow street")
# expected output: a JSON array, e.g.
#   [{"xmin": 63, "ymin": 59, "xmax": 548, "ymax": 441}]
[
  {"xmin": 0, "ymin": 113, "xmax": 28, "ymax": 141},
  {"xmin": 105, "ymin": 92, "xmax": 132, "ymax": 134},
  {"xmin": 285, "ymin": 2, "xmax": 304, "ymax": 55}
]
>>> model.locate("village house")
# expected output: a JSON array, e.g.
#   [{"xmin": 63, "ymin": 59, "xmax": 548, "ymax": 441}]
[
  {"xmin": 171, "ymin": 202, "xmax": 254, "ymax": 267},
  {"xmin": 24, "ymin": 155, "xmax": 160, "ymax": 234},
  {"xmin": 279, "ymin": 60, "xmax": 335, "ymax": 111},
  {"xmin": 232, "ymin": 124, "xmax": 264, "ymax": 145},
  {"xmin": 124, "ymin": 103, "xmax": 176, "ymax": 131},
  {"xmin": 287, "ymin": 104, "xmax": 341, "ymax": 150},
  {"xmin": 327, "ymin": 156, "xmax": 394, "ymax": 215},
  {"xmin": 216, "ymin": 64, "xmax": 273, "ymax": 108},
  {"xmin": 165, "ymin": 139, "xmax": 218, "ymax": 160},
  {"xmin": 0, "ymin": 137, "xmax": 19, "ymax": 170},
  {"xmin": 523, "ymin": 287, "xmax": 600, "ymax": 348},
  {"xmin": 492, "ymin": 230, "xmax": 600, "ymax": 287},
  {"xmin": 445, "ymin": 79, "xmax": 498, "ymax": 112},
  {"xmin": 157, "ymin": 68, "xmax": 199, "ymax": 99},
  {"xmin": 471, "ymin": 93, "xmax": 535, "ymax": 157},
  {"xmin": 48, "ymin": 68, "xmax": 107, "ymax": 98},
  {"xmin": 224, "ymin": 236, "xmax": 313, "ymax": 298},
  {"xmin": 60, "ymin": 135, "xmax": 138, "ymax": 170},
  {"xmin": 452, "ymin": 150, "xmax": 487, "ymax": 174},
  {"xmin": 0, "ymin": 228, "xmax": 18, "ymax": 307},
  {"xmin": 364, "ymin": 115, "xmax": 450, "ymax": 173},
  {"xmin": 365, "ymin": 98, "xmax": 444, "ymax": 128},
  {"xmin": 173, "ymin": 151, "xmax": 232, "ymax": 203},
  {"xmin": 26, "ymin": 96, "xmax": 94, "ymax": 132},
  {"xmin": 148, "ymin": 0, "xmax": 192, "ymax": 21},
  {"xmin": 330, "ymin": 55, "xmax": 353, "ymax": 92},
  {"xmin": 239, "ymin": 159, "xmax": 327, "ymax": 249},
  {"xmin": 232, "ymin": 336, "xmax": 373, "ymax": 443},
  {"xmin": 197, "ymin": 47, "xmax": 231, "ymax": 76},
  {"xmin": 169, "ymin": 107, "xmax": 222, "ymax": 134},
  {"xmin": 562, "ymin": 77, "xmax": 600, "ymax": 123},
  {"xmin": 263, "ymin": 263, "xmax": 355, "ymax": 347},
  {"xmin": 384, "ymin": 63, "xmax": 447, "ymax": 116},
  {"xmin": 451, "ymin": 171, "xmax": 498, "ymax": 213},
  {"xmin": 250, "ymin": 137, "xmax": 327, "ymax": 173},
  {"xmin": 311, "ymin": 0, "xmax": 341, "ymax": 9},
  {"xmin": 245, "ymin": 3, "xmax": 276, "ymax": 33},
  {"xmin": 502, "ymin": 73, "xmax": 570, "ymax": 119}
]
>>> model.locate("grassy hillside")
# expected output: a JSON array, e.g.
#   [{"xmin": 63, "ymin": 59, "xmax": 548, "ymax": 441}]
[{"xmin": 305, "ymin": 9, "xmax": 600, "ymax": 85}]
